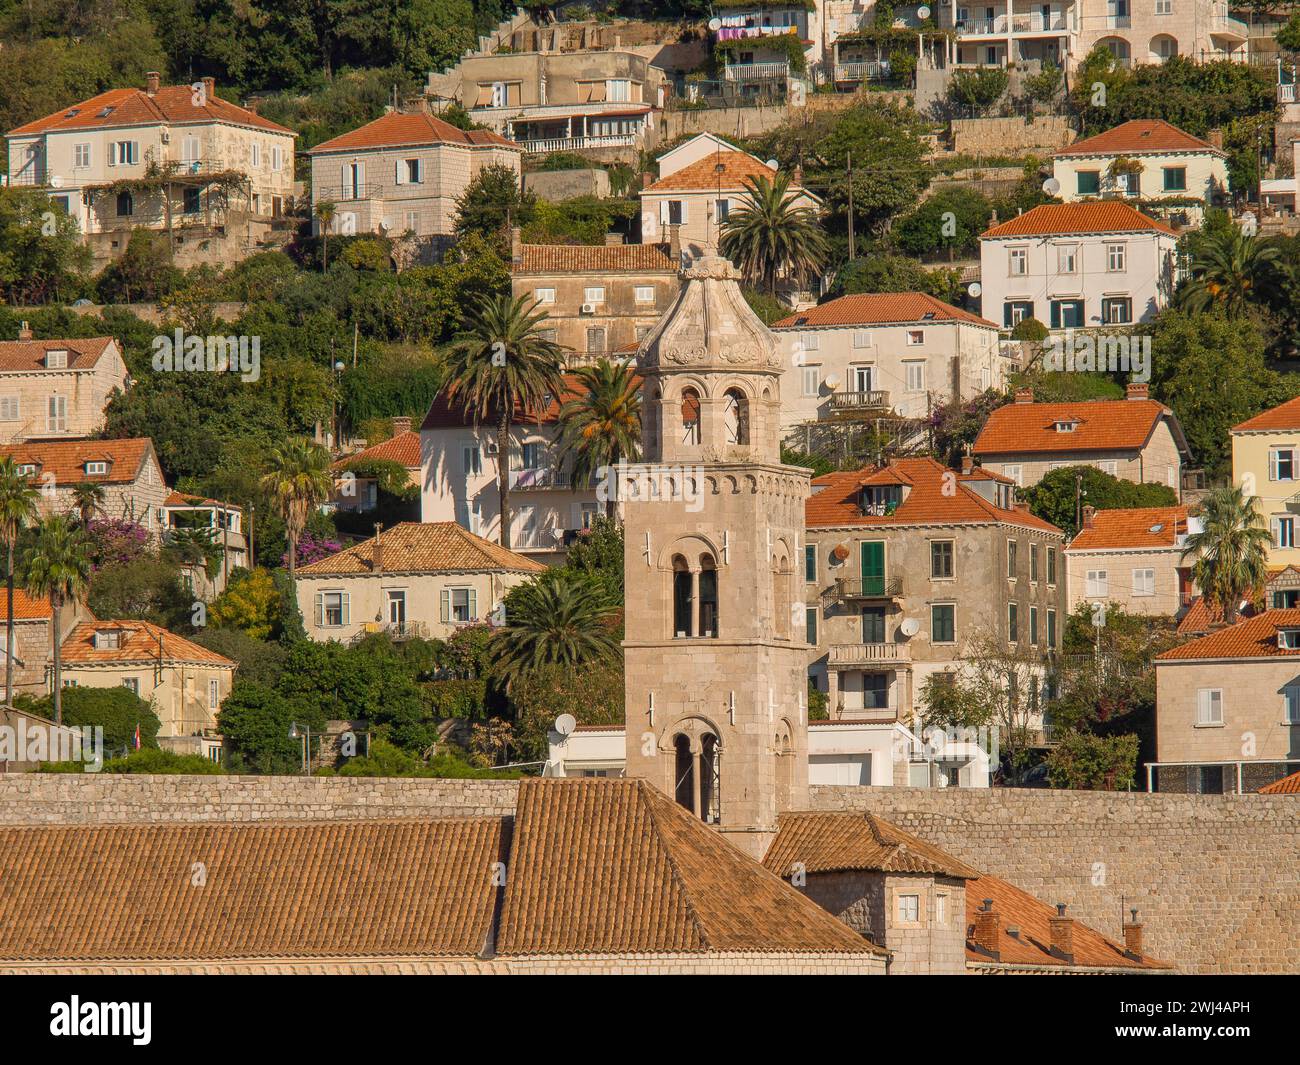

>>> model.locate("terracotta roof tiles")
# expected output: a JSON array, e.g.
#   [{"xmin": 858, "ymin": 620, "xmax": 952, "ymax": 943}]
[
  {"xmin": 1054, "ymin": 119, "xmax": 1224, "ymax": 158},
  {"xmin": 309, "ymin": 110, "xmax": 518, "ymax": 153},
  {"xmin": 296, "ymin": 522, "xmax": 546, "ymax": 577},
  {"xmin": 972, "ymin": 398, "xmax": 1181, "ymax": 456},
  {"xmin": 642, "ymin": 149, "xmax": 814, "ymax": 196},
  {"xmin": 1232, "ymin": 395, "xmax": 1300, "ymax": 432},
  {"xmin": 9, "ymin": 86, "xmax": 292, "ymax": 137},
  {"xmin": 0, "ymin": 588, "xmax": 54, "ymax": 621},
  {"xmin": 60, "ymin": 620, "xmax": 236, "ymax": 667},
  {"xmin": 1156, "ymin": 609, "xmax": 1300, "ymax": 662},
  {"xmin": 1259, "ymin": 770, "xmax": 1300, "ymax": 794},
  {"xmin": 0, "ymin": 438, "xmax": 155, "ymax": 487},
  {"xmin": 773, "ymin": 292, "xmax": 996, "ymax": 329},
  {"xmin": 332, "ymin": 430, "xmax": 421, "ymax": 471},
  {"xmin": 0, "ymin": 337, "xmax": 117, "ymax": 373},
  {"xmin": 1069, "ymin": 505, "xmax": 1189, "ymax": 551},
  {"xmin": 763, "ymin": 812, "xmax": 981, "ymax": 880},
  {"xmin": 514, "ymin": 242, "xmax": 676, "ymax": 274},
  {"xmin": 981, "ymin": 201, "xmax": 1177, "ymax": 239}
]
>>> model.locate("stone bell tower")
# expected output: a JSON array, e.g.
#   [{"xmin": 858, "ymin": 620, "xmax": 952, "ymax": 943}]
[{"xmin": 621, "ymin": 255, "xmax": 811, "ymax": 859}]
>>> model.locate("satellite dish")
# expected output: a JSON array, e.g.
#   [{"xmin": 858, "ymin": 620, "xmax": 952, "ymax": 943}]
[
  {"xmin": 708, "ymin": 17, "xmax": 721, "ymax": 30},
  {"xmin": 824, "ymin": 374, "xmax": 842, "ymax": 390},
  {"xmin": 379, "ymin": 218, "xmax": 392, "ymax": 231},
  {"xmin": 49, "ymin": 175, "xmax": 62, "ymax": 188},
  {"xmin": 551, "ymin": 527, "xmax": 565, "ymax": 542},
  {"xmin": 765, "ymin": 158, "xmax": 779, "ymax": 170},
  {"xmin": 917, "ymin": 4, "xmax": 931, "ymax": 17},
  {"xmin": 831, "ymin": 543, "xmax": 850, "ymax": 563},
  {"xmin": 967, "ymin": 281, "xmax": 982, "ymax": 298},
  {"xmin": 555, "ymin": 713, "xmax": 577, "ymax": 737},
  {"xmin": 1042, "ymin": 176, "xmax": 1061, "ymax": 196},
  {"xmin": 899, "ymin": 617, "xmax": 921, "ymax": 638}
]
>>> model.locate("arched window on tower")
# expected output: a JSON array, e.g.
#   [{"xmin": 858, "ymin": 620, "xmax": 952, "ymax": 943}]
[
  {"xmin": 699, "ymin": 556, "xmax": 718, "ymax": 638},
  {"xmin": 674, "ymin": 734, "xmax": 694, "ymax": 811},
  {"xmin": 723, "ymin": 388, "xmax": 749, "ymax": 446},
  {"xmin": 681, "ymin": 388, "xmax": 701, "ymax": 446},
  {"xmin": 672, "ymin": 554, "xmax": 694, "ymax": 638}
]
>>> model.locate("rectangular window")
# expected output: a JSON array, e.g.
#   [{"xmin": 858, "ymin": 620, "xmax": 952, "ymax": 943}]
[
  {"xmin": 208, "ymin": 679, "xmax": 220, "ymax": 711},
  {"xmin": 907, "ymin": 330, "xmax": 924, "ymax": 346},
  {"xmin": 805, "ymin": 543, "xmax": 817, "ymax": 583},
  {"xmin": 47, "ymin": 395, "xmax": 66, "ymax": 432},
  {"xmin": 1086, "ymin": 569, "xmax": 1109, "ymax": 597},
  {"xmin": 666, "ymin": 200, "xmax": 684, "ymax": 225},
  {"xmin": 1106, "ymin": 244, "xmax": 1127, "ymax": 272},
  {"xmin": 521, "ymin": 441, "xmax": 542, "ymax": 469},
  {"xmin": 74, "ymin": 143, "xmax": 91, "ymax": 168},
  {"xmin": 1162, "ymin": 166, "xmax": 1186, "ymax": 191},
  {"xmin": 897, "ymin": 894, "xmax": 920, "ymax": 923},
  {"xmin": 1004, "ymin": 464, "xmax": 1023, "ymax": 487},
  {"xmin": 1101, "ymin": 297, "xmax": 1132, "ymax": 324},
  {"xmin": 122, "ymin": 677, "xmax": 139, "ymax": 695},
  {"xmin": 801, "ymin": 332, "xmax": 820, "ymax": 351},
  {"xmin": 1133, "ymin": 568, "xmax": 1155, "ymax": 596},
  {"xmin": 634, "ymin": 286, "xmax": 655, "ymax": 304},
  {"xmin": 1197, "ymin": 688, "xmax": 1223, "ymax": 726},
  {"xmin": 0, "ymin": 397, "xmax": 18, "ymax": 420},
  {"xmin": 584, "ymin": 287, "xmax": 605, "ymax": 304},
  {"xmin": 1047, "ymin": 608, "xmax": 1057, "ymax": 648},
  {"xmin": 250, "ymin": 142, "xmax": 260, "ymax": 168},
  {"xmin": 1030, "ymin": 605, "xmax": 1039, "ymax": 646},
  {"xmin": 931, "ymin": 603, "xmax": 955, "ymax": 644},
  {"xmin": 316, "ymin": 591, "xmax": 350, "ymax": 627},
  {"xmin": 904, "ymin": 361, "xmax": 925, "ymax": 391},
  {"xmin": 1271, "ymin": 447, "xmax": 1296, "ymax": 482},
  {"xmin": 1009, "ymin": 247, "xmax": 1028, "ymax": 275},
  {"xmin": 405, "ymin": 158, "xmax": 423, "ymax": 184},
  {"xmin": 1077, "ymin": 170, "xmax": 1100, "ymax": 195},
  {"xmin": 1050, "ymin": 299, "xmax": 1085, "ymax": 329},
  {"xmin": 183, "ymin": 187, "xmax": 201, "ymax": 215},
  {"xmin": 1047, "ymin": 546, "xmax": 1057, "ymax": 585},
  {"xmin": 1003, "ymin": 301, "xmax": 1034, "ymax": 327},
  {"xmin": 463, "ymin": 446, "xmax": 482, "ymax": 476},
  {"xmin": 1156, "ymin": 0, "xmax": 1172, "ymax": 12},
  {"xmin": 805, "ymin": 606, "xmax": 818, "ymax": 645},
  {"xmin": 1007, "ymin": 539, "xmax": 1017, "ymax": 579},
  {"xmin": 801, "ymin": 366, "xmax": 820, "ymax": 397},
  {"xmin": 714, "ymin": 198, "xmax": 730, "ymax": 222},
  {"xmin": 852, "ymin": 329, "xmax": 871, "ymax": 348},
  {"xmin": 441, "ymin": 586, "xmax": 478, "ymax": 623},
  {"xmin": 534, "ymin": 287, "xmax": 556, "ymax": 304},
  {"xmin": 856, "ymin": 606, "xmax": 885, "ymax": 644},
  {"xmin": 1274, "ymin": 516, "xmax": 1295, "ymax": 549},
  {"xmin": 1057, "ymin": 244, "xmax": 1079, "ymax": 273},
  {"xmin": 930, "ymin": 540, "xmax": 954, "ymax": 579},
  {"xmin": 864, "ymin": 673, "xmax": 889, "ymax": 710},
  {"xmin": 1286, "ymin": 686, "xmax": 1300, "ymax": 724},
  {"xmin": 271, "ymin": 146, "xmax": 283, "ymax": 171},
  {"xmin": 85, "ymin": 461, "xmax": 107, "ymax": 476},
  {"xmin": 586, "ymin": 327, "xmax": 606, "ymax": 354},
  {"xmin": 110, "ymin": 140, "xmax": 139, "ymax": 166},
  {"xmin": 1008, "ymin": 602, "xmax": 1019, "ymax": 643},
  {"xmin": 1030, "ymin": 544, "xmax": 1039, "ymax": 582}
]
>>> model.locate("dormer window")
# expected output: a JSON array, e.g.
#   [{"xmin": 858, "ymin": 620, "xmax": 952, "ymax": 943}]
[
  {"xmin": 85, "ymin": 461, "xmax": 108, "ymax": 476},
  {"xmin": 93, "ymin": 629, "xmax": 122, "ymax": 650},
  {"xmin": 15, "ymin": 463, "xmax": 36, "ymax": 477},
  {"xmin": 1054, "ymin": 420, "xmax": 1078, "ymax": 433},
  {"xmin": 45, "ymin": 350, "xmax": 68, "ymax": 369},
  {"xmin": 1279, "ymin": 629, "xmax": 1300, "ymax": 650},
  {"xmin": 861, "ymin": 485, "xmax": 904, "ymax": 516}
]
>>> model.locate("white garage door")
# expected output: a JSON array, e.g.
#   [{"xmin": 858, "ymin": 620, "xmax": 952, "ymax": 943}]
[{"xmin": 809, "ymin": 754, "xmax": 871, "ymax": 786}]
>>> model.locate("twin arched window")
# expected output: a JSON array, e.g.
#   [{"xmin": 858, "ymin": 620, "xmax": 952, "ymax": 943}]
[
  {"xmin": 723, "ymin": 388, "xmax": 749, "ymax": 446},
  {"xmin": 674, "ymin": 731, "xmax": 721, "ymax": 823},
  {"xmin": 672, "ymin": 552, "xmax": 719, "ymax": 639}
]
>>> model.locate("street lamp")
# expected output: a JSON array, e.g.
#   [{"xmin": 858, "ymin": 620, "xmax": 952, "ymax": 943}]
[
  {"xmin": 288, "ymin": 721, "xmax": 311, "ymax": 776},
  {"xmin": 332, "ymin": 359, "xmax": 346, "ymax": 448}
]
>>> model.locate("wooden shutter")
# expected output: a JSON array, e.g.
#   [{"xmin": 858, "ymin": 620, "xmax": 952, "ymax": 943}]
[
  {"xmin": 395, "ymin": 159, "xmax": 404, "ymax": 185},
  {"xmin": 440, "ymin": 588, "xmax": 450, "ymax": 623},
  {"xmin": 314, "ymin": 593, "xmax": 323, "ymax": 628},
  {"xmin": 340, "ymin": 593, "xmax": 350, "ymax": 627},
  {"xmin": 468, "ymin": 588, "xmax": 478, "ymax": 621}
]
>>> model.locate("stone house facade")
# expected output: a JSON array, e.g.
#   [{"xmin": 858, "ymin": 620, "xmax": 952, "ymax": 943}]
[
  {"xmin": 1065, "ymin": 504, "xmax": 1194, "ymax": 616},
  {"xmin": 0, "ymin": 330, "xmax": 130, "ymax": 444},
  {"xmin": 1230, "ymin": 395, "xmax": 1300, "ymax": 569}
]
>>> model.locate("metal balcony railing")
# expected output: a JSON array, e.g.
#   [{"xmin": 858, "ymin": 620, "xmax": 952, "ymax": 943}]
[
  {"xmin": 314, "ymin": 183, "xmax": 384, "ymax": 202},
  {"xmin": 821, "ymin": 576, "xmax": 904, "ymax": 603},
  {"xmin": 510, "ymin": 467, "xmax": 573, "ymax": 490}
]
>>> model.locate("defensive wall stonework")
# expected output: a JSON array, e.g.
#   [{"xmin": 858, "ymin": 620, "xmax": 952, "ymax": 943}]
[{"xmin": 810, "ymin": 786, "xmax": 1300, "ymax": 974}]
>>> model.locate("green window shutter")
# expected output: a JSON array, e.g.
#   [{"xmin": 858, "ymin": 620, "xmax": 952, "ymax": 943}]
[
  {"xmin": 861, "ymin": 541, "xmax": 884, "ymax": 596},
  {"xmin": 314, "ymin": 593, "xmax": 323, "ymax": 628},
  {"xmin": 341, "ymin": 593, "xmax": 350, "ymax": 627},
  {"xmin": 468, "ymin": 588, "xmax": 478, "ymax": 621},
  {"xmin": 440, "ymin": 589, "xmax": 450, "ymax": 623}
]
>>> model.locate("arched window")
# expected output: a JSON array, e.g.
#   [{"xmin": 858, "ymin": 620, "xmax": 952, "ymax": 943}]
[
  {"xmin": 723, "ymin": 388, "xmax": 749, "ymax": 446},
  {"xmin": 1149, "ymin": 34, "xmax": 1176, "ymax": 63},
  {"xmin": 672, "ymin": 555, "xmax": 693, "ymax": 637},
  {"xmin": 700, "ymin": 733, "xmax": 721, "ymax": 824},
  {"xmin": 699, "ymin": 556, "xmax": 718, "ymax": 638},
  {"xmin": 681, "ymin": 388, "xmax": 701, "ymax": 446},
  {"xmin": 674, "ymin": 734, "xmax": 694, "ymax": 811},
  {"xmin": 1099, "ymin": 36, "xmax": 1130, "ymax": 65}
]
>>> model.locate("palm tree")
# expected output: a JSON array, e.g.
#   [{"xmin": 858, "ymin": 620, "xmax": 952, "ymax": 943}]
[
  {"xmin": 0, "ymin": 458, "xmax": 39, "ymax": 705},
  {"xmin": 23, "ymin": 515, "xmax": 91, "ymax": 725},
  {"xmin": 314, "ymin": 199, "xmax": 337, "ymax": 270},
  {"xmin": 489, "ymin": 573, "xmax": 621, "ymax": 688},
  {"xmin": 1177, "ymin": 225, "xmax": 1281, "ymax": 316},
  {"xmin": 442, "ymin": 293, "xmax": 567, "ymax": 548},
  {"xmin": 1180, "ymin": 485, "xmax": 1272, "ymax": 625},
  {"xmin": 70, "ymin": 481, "xmax": 106, "ymax": 526},
  {"xmin": 260, "ymin": 438, "xmax": 333, "ymax": 579},
  {"xmin": 719, "ymin": 171, "xmax": 830, "ymax": 296},
  {"xmin": 557, "ymin": 359, "xmax": 641, "ymax": 517}
]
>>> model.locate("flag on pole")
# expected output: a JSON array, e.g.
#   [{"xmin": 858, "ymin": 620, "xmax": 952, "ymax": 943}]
[{"xmin": 134, "ymin": 723, "xmax": 141, "ymax": 750}]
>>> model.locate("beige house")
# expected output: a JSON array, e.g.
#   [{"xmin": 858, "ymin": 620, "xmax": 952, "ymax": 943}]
[
  {"xmin": 972, "ymin": 384, "xmax": 1190, "ymax": 491},
  {"xmin": 1066, "ymin": 504, "xmax": 1194, "ymax": 616},
  {"xmin": 1230, "ymin": 395, "xmax": 1300, "ymax": 569},
  {"xmin": 426, "ymin": 49, "xmax": 666, "ymax": 157},
  {"xmin": 6, "ymin": 73, "xmax": 295, "ymax": 267},
  {"xmin": 0, "ymin": 328, "xmax": 130, "ymax": 443},
  {"xmin": 295, "ymin": 522, "xmax": 546, "ymax": 643},
  {"xmin": 330, "ymin": 419, "xmax": 421, "ymax": 513},
  {"xmin": 420, "ymin": 375, "xmax": 606, "ymax": 560},
  {"xmin": 771, "ymin": 292, "xmax": 1007, "ymax": 427},
  {"xmin": 1052, "ymin": 119, "xmax": 1229, "ymax": 213},
  {"xmin": 162, "ymin": 491, "xmax": 248, "ymax": 599},
  {"xmin": 1153, "ymin": 610, "xmax": 1300, "ymax": 793},
  {"xmin": 510, "ymin": 233, "xmax": 680, "ymax": 361},
  {"xmin": 0, "ymin": 589, "xmax": 89, "ymax": 702},
  {"xmin": 0, "ymin": 437, "xmax": 169, "ymax": 534},
  {"xmin": 640, "ymin": 140, "xmax": 820, "ymax": 261},
  {"xmin": 805, "ymin": 457, "xmax": 1067, "ymax": 748},
  {"xmin": 307, "ymin": 110, "xmax": 523, "ymax": 260},
  {"xmin": 59, "ymin": 619, "xmax": 236, "ymax": 742}
]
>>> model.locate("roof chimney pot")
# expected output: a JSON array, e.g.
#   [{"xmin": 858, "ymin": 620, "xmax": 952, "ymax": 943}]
[
  {"xmin": 1048, "ymin": 903, "xmax": 1075, "ymax": 963},
  {"xmin": 1014, "ymin": 387, "xmax": 1034, "ymax": 404},
  {"xmin": 1123, "ymin": 908, "xmax": 1144, "ymax": 960},
  {"xmin": 17, "ymin": 321, "xmax": 32, "ymax": 341},
  {"xmin": 145, "ymin": 71, "xmax": 161, "ymax": 96},
  {"xmin": 1126, "ymin": 381, "xmax": 1149, "ymax": 400},
  {"xmin": 972, "ymin": 899, "xmax": 1001, "ymax": 959}
]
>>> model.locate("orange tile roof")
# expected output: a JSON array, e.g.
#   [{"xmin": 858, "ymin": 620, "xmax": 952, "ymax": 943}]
[
  {"xmin": 60, "ymin": 620, "xmax": 236, "ymax": 667},
  {"xmin": 1232, "ymin": 395, "xmax": 1300, "ymax": 432},
  {"xmin": 0, "ymin": 337, "xmax": 117, "ymax": 373},
  {"xmin": 763, "ymin": 812, "xmax": 981, "ymax": 880},
  {"xmin": 296, "ymin": 522, "xmax": 547, "ymax": 577},
  {"xmin": 972, "ymin": 397, "xmax": 1181, "ymax": 457},
  {"xmin": 0, "ymin": 588, "xmax": 53, "ymax": 621},
  {"xmin": 163, "ymin": 490, "xmax": 238, "ymax": 510},
  {"xmin": 1055, "ymin": 119, "xmax": 1223, "ymax": 158},
  {"xmin": 8, "ymin": 85, "xmax": 292, "ymax": 136},
  {"xmin": 1156, "ymin": 609, "xmax": 1300, "ymax": 662},
  {"xmin": 422, "ymin": 372, "xmax": 596, "ymax": 430},
  {"xmin": 981, "ymin": 201, "xmax": 1177, "ymax": 239},
  {"xmin": 514, "ymin": 242, "xmax": 676, "ymax": 274},
  {"xmin": 0, "ymin": 818, "xmax": 504, "ymax": 962},
  {"xmin": 309, "ymin": 110, "xmax": 518, "ymax": 153},
  {"xmin": 0, "ymin": 438, "xmax": 155, "ymax": 486},
  {"xmin": 642, "ymin": 149, "xmax": 811, "ymax": 195},
  {"xmin": 1068, "ymin": 505, "xmax": 1189, "ymax": 551},
  {"xmin": 805, "ymin": 457, "xmax": 1063, "ymax": 535},
  {"xmin": 1259, "ymin": 770, "xmax": 1300, "ymax": 794},
  {"xmin": 966, "ymin": 875, "xmax": 1170, "ymax": 970},
  {"xmin": 773, "ymin": 292, "xmax": 996, "ymax": 329},
  {"xmin": 497, "ymin": 778, "xmax": 884, "ymax": 956},
  {"xmin": 332, "ymin": 430, "xmax": 421, "ymax": 472}
]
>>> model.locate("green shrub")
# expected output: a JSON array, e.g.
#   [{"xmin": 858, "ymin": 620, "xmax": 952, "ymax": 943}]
[{"xmin": 1010, "ymin": 316, "xmax": 1049, "ymax": 341}]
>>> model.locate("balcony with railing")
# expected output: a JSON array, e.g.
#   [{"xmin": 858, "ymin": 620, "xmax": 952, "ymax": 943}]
[
  {"xmin": 821, "ymin": 575, "xmax": 904, "ymax": 604},
  {"xmin": 722, "ymin": 61, "xmax": 790, "ymax": 82},
  {"xmin": 520, "ymin": 133, "xmax": 638, "ymax": 154},
  {"xmin": 827, "ymin": 642, "xmax": 912, "ymax": 668},
  {"xmin": 314, "ymin": 183, "xmax": 383, "ymax": 202},
  {"xmin": 1210, "ymin": 14, "xmax": 1249, "ymax": 39},
  {"xmin": 828, "ymin": 390, "xmax": 891, "ymax": 416},
  {"xmin": 1280, "ymin": 83, "xmax": 1297, "ymax": 104},
  {"xmin": 510, "ymin": 466, "xmax": 574, "ymax": 491},
  {"xmin": 358, "ymin": 620, "xmax": 429, "ymax": 640},
  {"xmin": 956, "ymin": 11, "xmax": 1074, "ymax": 36},
  {"xmin": 833, "ymin": 60, "xmax": 892, "ymax": 82}
]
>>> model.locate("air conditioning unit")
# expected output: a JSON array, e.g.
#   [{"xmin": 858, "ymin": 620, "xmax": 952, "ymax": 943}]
[
  {"xmin": 485, "ymin": 440, "xmax": 499, "ymax": 456},
  {"xmin": 580, "ymin": 303, "xmax": 597, "ymax": 315}
]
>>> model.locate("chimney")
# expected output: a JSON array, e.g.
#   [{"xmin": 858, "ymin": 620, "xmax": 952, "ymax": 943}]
[
  {"xmin": 510, "ymin": 225, "xmax": 523, "ymax": 267},
  {"xmin": 17, "ymin": 321, "xmax": 32, "ymax": 341},
  {"xmin": 391, "ymin": 416, "xmax": 412, "ymax": 437},
  {"xmin": 1207, "ymin": 128, "xmax": 1224, "ymax": 150},
  {"xmin": 1126, "ymin": 381, "xmax": 1149, "ymax": 400},
  {"xmin": 668, "ymin": 222, "xmax": 682, "ymax": 264},
  {"xmin": 246, "ymin": 97, "xmax": 259, "ymax": 115},
  {"xmin": 1014, "ymin": 387, "xmax": 1034, "ymax": 404},
  {"xmin": 372, "ymin": 524, "xmax": 384, "ymax": 574},
  {"xmin": 1082, "ymin": 504, "xmax": 1097, "ymax": 529},
  {"xmin": 201, "ymin": 76, "xmax": 215, "ymax": 102},
  {"xmin": 605, "ymin": 232, "xmax": 624, "ymax": 246},
  {"xmin": 1122, "ymin": 908, "xmax": 1144, "ymax": 960},
  {"xmin": 1048, "ymin": 903, "xmax": 1075, "ymax": 963},
  {"xmin": 972, "ymin": 899, "xmax": 1000, "ymax": 959},
  {"xmin": 145, "ymin": 71, "xmax": 161, "ymax": 96},
  {"xmin": 960, "ymin": 454, "xmax": 974, "ymax": 476}
]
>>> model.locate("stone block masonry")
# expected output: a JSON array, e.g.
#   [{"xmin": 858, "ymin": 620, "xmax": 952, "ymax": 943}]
[
  {"xmin": 0, "ymin": 775, "xmax": 521, "ymax": 825},
  {"xmin": 809, "ymin": 786, "xmax": 1300, "ymax": 974}
]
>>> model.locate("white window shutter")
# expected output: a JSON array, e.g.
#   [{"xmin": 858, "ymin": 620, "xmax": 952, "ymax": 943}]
[
  {"xmin": 108, "ymin": 142, "xmax": 117, "ymax": 167},
  {"xmin": 341, "ymin": 164, "xmax": 348, "ymax": 189},
  {"xmin": 395, "ymin": 159, "xmax": 404, "ymax": 185},
  {"xmin": 680, "ymin": 201, "xmax": 689, "ymax": 223},
  {"xmin": 314, "ymin": 593, "xmax": 323, "ymax": 628},
  {"xmin": 468, "ymin": 588, "xmax": 478, "ymax": 621},
  {"xmin": 440, "ymin": 589, "xmax": 450, "ymax": 623},
  {"xmin": 659, "ymin": 200, "xmax": 669, "ymax": 224},
  {"xmin": 341, "ymin": 593, "xmax": 350, "ymax": 627}
]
